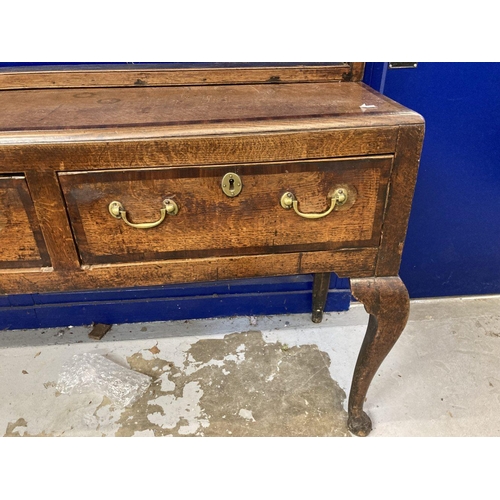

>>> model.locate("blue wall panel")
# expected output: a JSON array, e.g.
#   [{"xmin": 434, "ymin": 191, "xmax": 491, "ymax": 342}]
[{"xmin": 365, "ymin": 62, "xmax": 500, "ymax": 297}]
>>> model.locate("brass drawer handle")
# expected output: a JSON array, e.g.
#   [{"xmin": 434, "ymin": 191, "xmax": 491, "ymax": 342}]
[
  {"xmin": 280, "ymin": 188, "xmax": 347, "ymax": 219},
  {"xmin": 108, "ymin": 199, "xmax": 178, "ymax": 229}
]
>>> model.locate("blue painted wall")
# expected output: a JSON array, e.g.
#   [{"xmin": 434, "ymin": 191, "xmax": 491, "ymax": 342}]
[
  {"xmin": 0, "ymin": 275, "xmax": 350, "ymax": 330},
  {"xmin": 364, "ymin": 63, "xmax": 500, "ymax": 297}
]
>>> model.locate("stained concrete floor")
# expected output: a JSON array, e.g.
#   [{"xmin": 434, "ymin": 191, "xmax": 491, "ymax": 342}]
[{"xmin": 1, "ymin": 295, "xmax": 499, "ymax": 437}]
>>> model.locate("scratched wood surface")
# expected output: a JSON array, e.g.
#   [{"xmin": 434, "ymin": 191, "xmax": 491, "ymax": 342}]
[
  {"xmin": 0, "ymin": 176, "xmax": 50, "ymax": 268},
  {"xmin": 58, "ymin": 157, "xmax": 392, "ymax": 265},
  {"xmin": 24, "ymin": 170, "xmax": 80, "ymax": 270},
  {"xmin": 0, "ymin": 82, "xmax": 422, "ymax": 146},
  {"xmin": 0, "ymin": 63, "xmax": 364, "ymax": 90},
  {"xmin": 0, "ymin": 127, "xmax": 400, "ymax": 170},
  {"xmin": 0, "ymin": 248, "xmax": 378, "ymax": 295}
]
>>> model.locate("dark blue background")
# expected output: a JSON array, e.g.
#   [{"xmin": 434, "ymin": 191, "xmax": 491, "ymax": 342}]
[
  {"xmin": 1, "ymin": 62, "xmax": 498, "ymax": 328},
  {"xmin": 364, "ymin": 63, "xmax": 500, "ymax": 297}
]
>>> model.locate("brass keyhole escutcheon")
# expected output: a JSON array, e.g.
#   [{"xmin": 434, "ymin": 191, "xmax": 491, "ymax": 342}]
[{"xmin": 221, "ymin": 172, "xmax": 242, "ymax": 197}]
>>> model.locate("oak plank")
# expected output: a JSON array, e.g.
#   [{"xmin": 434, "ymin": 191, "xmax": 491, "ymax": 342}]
[
  {"xmin": 0, "ymin": 64, "xmax": 354, "ymax": 90},
  {"xmin": 24, "ymin": 170, "xmax": 81, "ymax": 270},
  {"xmin": 0, "ymin": 248, "xmax": 378, "ymax": 294},
  {"xmin": 0, "ymin": 82, "xmax": 416, "ymax": 131},
  {"xmin": 375, "ymin": 124, "xmax": 425, "ymax": 275},
  {"xmin": 0, "ymin": 127, "xmax": 399, "ymax": 172}
]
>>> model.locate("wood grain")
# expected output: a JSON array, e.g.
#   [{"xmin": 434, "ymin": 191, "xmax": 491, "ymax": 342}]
[
  {"xmin": 0, "ymin": 176, "xmax": 50, "ymax": 268},
  {"xmin": 0, "ymin": 82, "xmax": 404, "ymax": 131},
  {"xmin": 24, "ymin": 170, "xmax": 80, "ymax": 270},
  {"xmin": 376, "ymin": 124, "xmax": 425, "ymax": 275},
  {"xmin": 0, "ymin": 126, "xmax": 399, "ymax": 172},
  {"xmin": 59, "ymin": 157, "xmax": 392, "ymax": 265},
  {"xmin": 348, "ymin": 63, "xmax": 365, "ymax": 82},
  {"xmin": 0, "ymin": 248, "xmax": 378, "ymax": 295},
  {"xmin": 0, "ymin": 64, "xmax": 359, "ymax": 90}
]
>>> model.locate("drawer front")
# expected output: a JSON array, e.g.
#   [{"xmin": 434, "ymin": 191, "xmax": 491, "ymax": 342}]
[
  {"xmin": 59, "ymin": 157, "xmax": 392, "ymax": 265},
  {"xmin": 0, "ymin": 176, "xmax": 50, "ymax": 268}
]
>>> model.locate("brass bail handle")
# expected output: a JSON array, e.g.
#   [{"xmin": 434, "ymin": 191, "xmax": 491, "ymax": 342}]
[
  {"xmin": 108, "ymin": 199, "xmax": 179, "ymax": 229},
  {"xmin": 280, "ymin": 188, "xmax": 347, "ymax": 219}
]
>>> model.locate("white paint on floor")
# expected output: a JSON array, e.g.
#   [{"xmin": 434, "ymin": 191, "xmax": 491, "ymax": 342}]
[{"xmin": 1, "ymin": 295, "xmax": 499, "ymax": 436}]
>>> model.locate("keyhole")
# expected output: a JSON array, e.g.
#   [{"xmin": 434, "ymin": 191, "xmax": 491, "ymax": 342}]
[{"xmin": 221, "ymin": 172, "xmax": 242, "ymax": 197}]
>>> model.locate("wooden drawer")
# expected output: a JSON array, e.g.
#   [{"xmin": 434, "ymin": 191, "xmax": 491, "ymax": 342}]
[
  {"xmin": 58, "ymin": 156, "xmax": 392, "ymax": 266},
  {"xmin": 0, "ymin": 176, "xmax": 50, "ymax": 268}
]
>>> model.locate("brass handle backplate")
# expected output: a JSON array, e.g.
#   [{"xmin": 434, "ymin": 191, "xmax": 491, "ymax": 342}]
[
  {"xmin": 280, "ymin": 188, "xmax": 348, "ymax": 219},
  {"xmin": 108, "ymin": 199, "xmax": 178, "ymax": 229}
]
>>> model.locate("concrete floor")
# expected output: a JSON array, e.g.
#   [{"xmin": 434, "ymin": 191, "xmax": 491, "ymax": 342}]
[{"xmin": 1, "ymin": 295, "xmax": 499, "ymax": 437}]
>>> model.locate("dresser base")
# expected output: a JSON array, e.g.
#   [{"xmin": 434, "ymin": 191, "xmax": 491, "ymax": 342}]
[{"xmin": 0, "ymin": 70, "xmax": 424, "ymax": 436}]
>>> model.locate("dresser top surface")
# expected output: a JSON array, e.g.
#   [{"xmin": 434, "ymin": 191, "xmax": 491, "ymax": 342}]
[{"xmin": 0, "ymin": 82, "xmax": 423, "ymax": 144}]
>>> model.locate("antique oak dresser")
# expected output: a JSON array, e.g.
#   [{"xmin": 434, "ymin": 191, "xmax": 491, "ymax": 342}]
[{"xmin": 0, "ymin": 63, "xmax": 424, "ymax": 436}]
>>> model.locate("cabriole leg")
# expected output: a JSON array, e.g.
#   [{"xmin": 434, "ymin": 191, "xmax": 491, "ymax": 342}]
[{"xmin": 348, "ymin": 276, "xmax": 410, "ymax": 436}]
